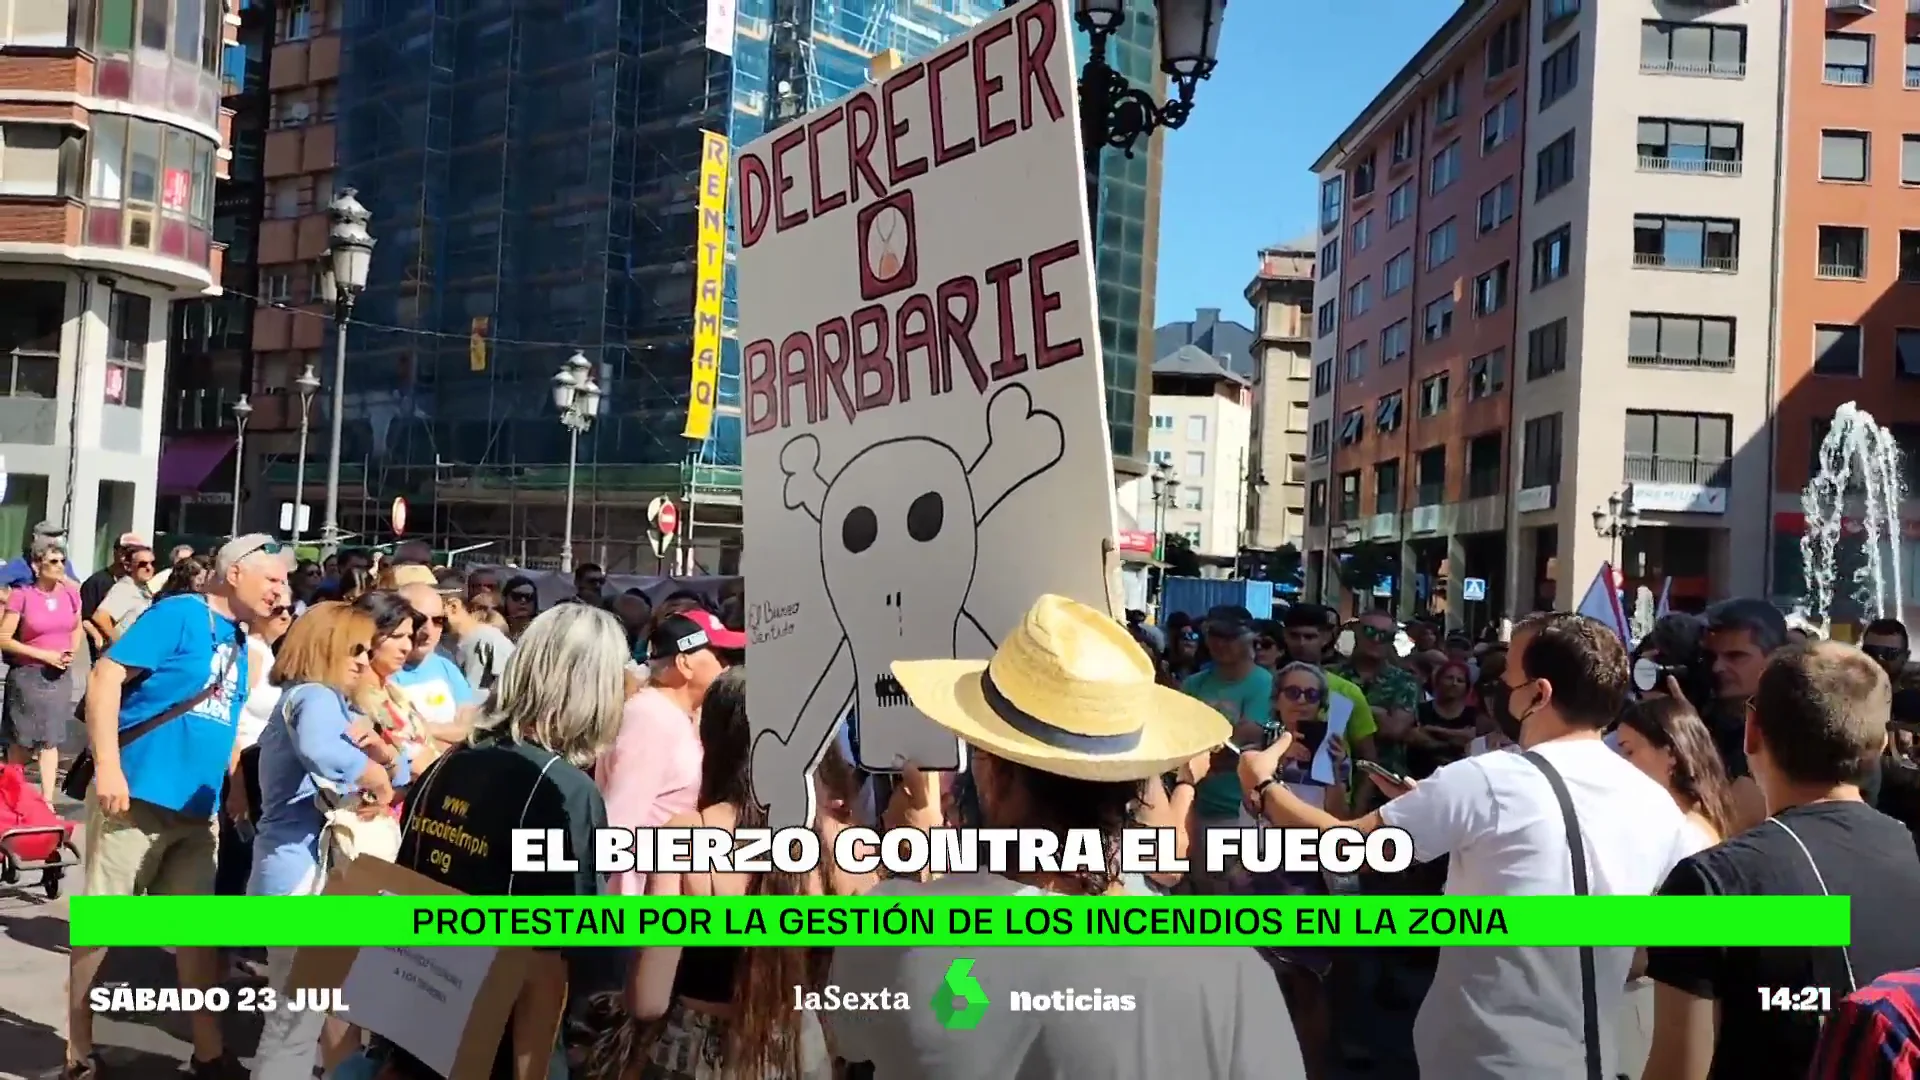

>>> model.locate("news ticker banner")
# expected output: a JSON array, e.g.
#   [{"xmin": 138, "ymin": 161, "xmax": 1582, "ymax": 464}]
[{"xmin": 72, "ymin": 895, "xmax": 1847, "ymax": 949}]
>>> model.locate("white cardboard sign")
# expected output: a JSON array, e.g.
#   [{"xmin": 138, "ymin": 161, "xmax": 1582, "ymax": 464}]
[{"xmin": 735, "ymin": 0, "xmax": 1116, "ymax": 828}]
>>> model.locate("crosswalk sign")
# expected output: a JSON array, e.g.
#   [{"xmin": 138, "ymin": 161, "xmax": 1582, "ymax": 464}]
[{"xmin": 1463, "ymin": 577, "xmax": 1488, "ymax": 602}]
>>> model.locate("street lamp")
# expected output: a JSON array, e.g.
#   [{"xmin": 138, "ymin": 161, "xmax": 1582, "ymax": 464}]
[
  {"xmin": 1149, "ymin": 459, "xmax": 1176, "ymax": 557},
  {"xmin": 290, "ymin": 363, "xmax": 321, "ymax": 546},
  {"xmin": 1592, "ymin": 487, "xmax": 1643, "ymax": 575},
  {"xmin": 552, "ymin": 351, "xmax": 601, "ymax": 575},
  {"xmin": 318, "ymin": 188, "xmax": 375, "ymax": 561},
  {"xmin": 229, "ymin": 394, "xmax": 252, "ymax": 537},
  {"xmin": 1006, "ymin": 0, "xmax": 1228, "ymax": 221}
]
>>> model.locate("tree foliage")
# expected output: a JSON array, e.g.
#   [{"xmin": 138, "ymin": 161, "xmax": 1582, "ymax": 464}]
[
  {"xmin": 1335, "ymin": 541, "xmax": 1396, "ymax": 593},
  {"xmin": 1162, "ymin": 534, "xmax": 1203, "ymax": 578}
]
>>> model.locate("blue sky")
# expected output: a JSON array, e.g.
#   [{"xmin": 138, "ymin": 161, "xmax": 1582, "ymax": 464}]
[{"xmin": 1153, "ymin": 0, "xmax": 1456, "ymax": 326}]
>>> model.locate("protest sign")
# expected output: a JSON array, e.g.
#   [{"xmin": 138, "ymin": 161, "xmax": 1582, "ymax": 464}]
[
  {"xmin": 734, "ymin": 0, "xmax": 1116, "ymax": 828},
  {"xmin": 287, "ymin": 856, "xmax": 567, "ymax": 1080}
]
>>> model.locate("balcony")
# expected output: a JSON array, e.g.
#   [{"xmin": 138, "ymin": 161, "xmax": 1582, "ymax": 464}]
[
  {"xmin": 1414, "ymin": 483, "xmax": 1444, "ymax": 507},
  {"xmin": 1639, "ymin": 59, "xmax": 1746, "ymax": 79},
  {"xmin": 1468, "ymin": 468, "xmax": 1502, "ymax": 500},
  {"xmin": 1637, "ymin": 154, "xmax": 1742, "ymax": 177},
  {"xmin": 1818, "ymin": 261, "xmax": 1866, "ymax": 280},
  {"xmin": 1633, "ymin": 252, "xmax": 1738, "ymax": 273},
  {"xmin": 1624, "ymin": 453, "xmax": 1731, "ymax": 487}
]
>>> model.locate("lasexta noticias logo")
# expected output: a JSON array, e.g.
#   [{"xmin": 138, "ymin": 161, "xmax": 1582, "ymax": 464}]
[{"xmin": 931, "ymin": 958, "xmax": 989, "ymax": 1030}]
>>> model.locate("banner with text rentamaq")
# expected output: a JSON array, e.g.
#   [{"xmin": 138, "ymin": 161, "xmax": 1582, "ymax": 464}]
[{"xmin": 735, "ymin": 0, "xmax": 1116, "ymax": 829}]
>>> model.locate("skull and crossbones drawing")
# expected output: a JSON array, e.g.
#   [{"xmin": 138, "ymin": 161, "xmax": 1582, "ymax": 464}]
[{"xmin": 749, "ymin": 383, "xmax": 1065, "ymax": 828}]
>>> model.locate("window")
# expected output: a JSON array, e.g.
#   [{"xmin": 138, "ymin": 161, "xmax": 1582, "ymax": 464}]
[
  {"xmin": 0, "ymin": 280, "xmax": 63, "ymax": 399},
  {"xmin": 1388, "ymin": 181, "xmax": 1415, "ymax": 224},
  {"xmin": 1434, "ymin": 71, "xmax": 1463, "ymax": 124},
  {"xmin": 1185, "ymin": 451, "xmax": 1207, "ymax": 477},
  {"xmin": 1352, "ymin": 212, "xmax": 1375, "ymax": 251},
  {"xmin": 1521, "ymin": 414, "xmax": 1564, "ymax": 490},
  {"xmin": 1384, "ymin": 249, "xmax": 1414, "ymax": 295},
  {"xmin": 1896, "ymin": 329, "xmax": 1920, "ymax": 379},
  {"xmin": 1310, "ymin": 421, "xmax": 1332, "ymax": 459},
  {"xmin": 265, "ymin": 178, "xmax": 300, "ymax": 219},
  {"xmin": 1320, "ymin": 238, "xmax": 1340, "ymax": 280},
  {"xmin": 1641, "ymin": 22, "xmax": 1747, "ymax": 78},
  {"xmin": 1186, "ymin": 416, "xmax": 1207, "ymax": 442},
  {"xmin": 1376, "ymin": 392, "xmax": 1404, "ymax": 434},
  {"xmin": 1903, "ymin": 135, "xmax": 1920, "ymax": 185},
  {"xmin": 1426, "ymin": 219, "xmax": 1458, "ymax": 270},
  {"xmin": 0, "ymin": 124, "xmax": 77, "ymax": 198},
  {"xmin": 1540, "ymin": 38, "xmax": 1580, "ymax": 110},
  {"xmin": 1151, "ymin": 413, "xmax": 1174, "ymax": 430},
  {"xmin": 1415, "ymin": 448, "xmax": 1446, "ymax": 505},
  {"xmin": 1352, "ymin": 154, "xmax": 1378, "ymax": 200},
  {"xmin": 1151, "ymin": 449, "xmax": 1174, "ymax": 469},
  {"xmin": 1345, "ymin": 342, "xmax": 1369, "ymax": 382},
  {"xmin": 1317, "ymin": 300, "xmax": 1337, "ymax": 338},
  {"xmin": 1339, "ymin": 409, "xmax": 1366, "ymax": 446},
  {"xmin": 1639, "ymin": 119, "xmax": 1743, "ymax": 176},
  {"xmin": 1423, "ymin": 295, "xmax": 1455, "ymax": 343},
  {"xmin": 1482, "ymin": 93, "xmax": 1521, "ymax": 154},
  {"xmin": 1337, "ymin": 472, "xmax": 1362, "ymax": 520},
  {"xmin": 1477, "ymin": 178, "xmax": 1516, "ymax": 233},
  {"xmin": 1909, "ymin": 39, "xmax": 1920, "ymax": 89},
  {"xmin": 1527, "ymin": 319, "xmax": 1569, "ymax": 380},
  {"xmin": 1821, "ymin": 130, "xmax": 1869, "ymax": 182},
  {"xmin": 1902, "ymin": 229, "xmax": 1920, "ymax": 282},
  {"xmin": 1623, "ymin": 411, "xmax": 1732, "ymax": 487},
  {"xmin": 1179, "ymin": 527, "xmax": 1202, "ymax": 547},
  {"xmin": 1320, "ymin": 176, "xmax": 1344, "ymax": 232},
  {"xmin": 1487, "ymin": 16, "xmax": 1523, "ymax": 79},
  {"xmin": 1375, "ymin": 460, "xmax": 1401, "ymax": 515},
  {"xmin": 1633, "ymin": 216, "xmax": 1740, "ymax": 272},
  {"xmin": 1178, "ymin": 486, "xmax": 1204, "ymax": 512},
  {"xmin": 1817, "ymin": 226, "xmax": 1867, "ymax": 280},
  {"xmin": 1474, "ymin": 262, "xmax": 1510, "ymax": 316},
  {"xmin": 1382, "ymin": 320, "xmax": 1411, "ymax": 363},
  {"xmin": 1536, "ymin": 131, "xmax": 1577, "ymax": 198},
  {"xmin": 1287, "ymin": 454, "xmax": 1307, "ymax": 483},
  {"xmin": 1469, "ymin": 349, "xmax": 1507, "ymax": 400},
  {"xmin": 1543, "ymin": 0, "xmax": 1580, "ymax": 30},
  {"xmin": 1430, "ymin": 141, "xmax": 1461, "ymax": 194},
  {"xmin": 81, "ymin": 112, "xmax": 216, "ymax": 259},
  {"xmin": 261, "ymin": 270, "xmax": 290, "ymax": 303},
  {"xmin": 1813, "ymin": 324, "xmax": 1863, "ymax": 377},
  {"xmin": 1348, "ymin": 276, "xmax": 1373, "ymax": 318},
  {"xmin": 104, "ymin": 290, "xmax": 150, "ymax": 408},
  {"xmin": 1628, "ymin": 313, "xmax": 1737, "ymax": 370},
  {"xmin": 280, "ymin": 0, "xmax": 313, "ymax": 41},
  {"xmin": 1391, "ymin": 116, "xmax": 1417, "ymax": 165},
  {"xmin": 1, "ymin": 0, "xmax": 76, "ymax": 45},
  {"xmin": 1313, "ymin": 358, "xmax": 1334, "ymax": 397},
  {"xmin": 1420, "ymin": 373, "xmax": 1450, "ymax": 418},
  {"xmin": 1468, "ymin": 434, "xmax": 1504, "ymax": 497},
  {"xmin": 1309, "ymin": 479, "xmax": 1328, "ymax": 525},
  {"xmin": 1824, "ymin": 33, "xmax": 1872, "ymax": 86},
  {"xmin": 1532, "ymin": 225, "xmax": 1573, "ymax": 288}
]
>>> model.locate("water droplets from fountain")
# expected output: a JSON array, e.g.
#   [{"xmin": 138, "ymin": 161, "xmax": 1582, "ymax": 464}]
[{"xmin": 1800, "ymin": 402, "xmax": 1905, "ymax": 634}]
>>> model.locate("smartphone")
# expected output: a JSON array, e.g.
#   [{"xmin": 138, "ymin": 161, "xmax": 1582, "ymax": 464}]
[
  {"xmin": 1295, "ymin": 718, "xmax": 1330, "ymax": 756},
  {"xmin": 1354, "ymin": 759, "xmax": 1412, "ymax": 790}
]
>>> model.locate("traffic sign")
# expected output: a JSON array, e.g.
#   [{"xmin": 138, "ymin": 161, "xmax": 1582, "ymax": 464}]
[
  {"xmin": 657, "ymin": 501, "xmax": 679, "ymax": 537},
  {"xmin": 647, "ymin": 496, "xmax": 679, "ymax": 558},
  {"xmin": 1462, "ymin": 577, "xmax": 1488, "ymax": 602},
  {"xmin": 391, "ymin": 497, "xmax": 408, "ymax": 537}
]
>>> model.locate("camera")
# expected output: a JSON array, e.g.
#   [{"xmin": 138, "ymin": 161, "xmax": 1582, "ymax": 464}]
[{"xmin": 1631, "ymin": 613, "xmax": 1716, "ymax": 706}]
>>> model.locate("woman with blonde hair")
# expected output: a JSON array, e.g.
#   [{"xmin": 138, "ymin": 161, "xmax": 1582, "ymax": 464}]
[{"xmin": 0, "ymin": 536, "xmax": 83, "ymax": 805}]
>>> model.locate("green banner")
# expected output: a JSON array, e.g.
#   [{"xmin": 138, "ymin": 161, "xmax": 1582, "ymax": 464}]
[{"xmin": 70, "ymin": 895, "xmax": 1848, "ymax": 948}]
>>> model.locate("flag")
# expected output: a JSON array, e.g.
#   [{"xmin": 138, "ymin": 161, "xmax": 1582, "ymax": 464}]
[
  {"xmin": 1656, "ymin": 576, "xmax": 1672, "ymax": 618},
  {"xmin": 1576, "ymin": 562, "xmax": 1631, "ymax": 643}
]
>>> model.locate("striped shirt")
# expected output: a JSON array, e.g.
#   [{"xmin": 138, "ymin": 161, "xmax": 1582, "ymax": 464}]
[{"xmin": 1812, "ymin": 968, "xmax": 1920, "ymax": 1080}]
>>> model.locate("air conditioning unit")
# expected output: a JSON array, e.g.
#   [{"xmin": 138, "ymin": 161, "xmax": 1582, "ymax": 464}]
[{"xmin": 1827, "ymin": 0, "xmax": 1875, "ymax": 12}]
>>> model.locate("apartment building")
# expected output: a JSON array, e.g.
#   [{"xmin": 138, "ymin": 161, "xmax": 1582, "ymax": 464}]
[
  {"xmin": 1140, "ymin": 347, "xmax": 1253, "ymax": 560},
  {"xmin": 0, "ymin": 0, "xmax": 236, "ymax": 569},
  {"xmin": 1309, "ymin": 0, "xmax": 1792, "ymax": 622},
  {"xmin": 1244, "ymin": 242, "xmax": 1315, "ymax": 552}
]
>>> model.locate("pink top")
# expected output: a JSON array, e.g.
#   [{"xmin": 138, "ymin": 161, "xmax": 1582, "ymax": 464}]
[
  {"xmin": 6, "ymin": 583, "xmax": 80, "ymax": 665},
  {"xmin": 596, "ymin": 687, "xmax": 703, "ymax": 896}
]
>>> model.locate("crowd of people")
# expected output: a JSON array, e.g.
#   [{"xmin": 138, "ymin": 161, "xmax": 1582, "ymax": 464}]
[{"xmin": 13, "ymin": 516, "xmax": 1920, "ymax": 1079}]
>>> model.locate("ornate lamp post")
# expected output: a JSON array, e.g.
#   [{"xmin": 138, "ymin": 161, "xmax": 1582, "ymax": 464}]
[
  {"xmin": 1593, "ymin": 487, "xmax": 1643, "ymax": 574},
  {"xmin": 318, "ymin": 189, "xmax": 375, "ymax": 560},
  {"xmin": 552, "ymin": 352, "xmax": 602, "ymax": 575},
  {"xmin": 229, "ymin": 394, "xmax": 252, "ymax": 536},
  {"xmin": 290, "ymin": 363, "xmax": 321, "ymax": 546}
]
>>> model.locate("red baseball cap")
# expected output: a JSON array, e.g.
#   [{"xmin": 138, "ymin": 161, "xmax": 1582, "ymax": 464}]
[{"xmin": 646, "ymin": 608, "xmax": 746, "ymax": 658}]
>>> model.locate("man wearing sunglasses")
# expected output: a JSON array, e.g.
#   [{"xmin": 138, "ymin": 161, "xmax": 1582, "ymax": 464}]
[
  {"xmin": 1862, "ymin": 618, "xmax": 1910, "ymax": 684},
  {"xmin": 92, "ymin": 544, "xmax": 159, "ymax": 645},
  {"xmin": 1335, "ymin": 611, "xmax": 1423, "ymax": 783}
]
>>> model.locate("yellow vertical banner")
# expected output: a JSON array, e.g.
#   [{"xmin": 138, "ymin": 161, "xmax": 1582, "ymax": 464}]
[{"xmin": 683, "ymin": 130, "xmax": 730, "ymax": 440}]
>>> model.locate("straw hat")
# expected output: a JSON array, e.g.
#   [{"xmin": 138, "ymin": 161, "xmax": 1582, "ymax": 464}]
[{"xmin": 890, "ymin": 594, "xmax": 1231, "ymax": 782}]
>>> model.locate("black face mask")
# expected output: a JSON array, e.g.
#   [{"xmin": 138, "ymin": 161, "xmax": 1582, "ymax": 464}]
[{"xmin": 1485, "ymin": 681, "xmax": 1540, "ymax": 742}]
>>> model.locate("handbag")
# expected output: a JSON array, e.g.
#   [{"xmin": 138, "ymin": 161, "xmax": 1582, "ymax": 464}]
[
  {"xmin": 1521, "ymin": 750, "xmax": 1604, "ymax": 1080},
  {"xmin": 63, "ymin": 602, "xmax": 243, "ymax": 802},
  {"xmin": 289, "ymin": 686, "xmax": 404, "ymax": 875}
]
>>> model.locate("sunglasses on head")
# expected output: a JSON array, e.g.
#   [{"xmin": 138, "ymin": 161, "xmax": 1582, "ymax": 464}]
[{"xmin": 1279, "ymin": 685, "xmax": 1325, "ymax": 704}]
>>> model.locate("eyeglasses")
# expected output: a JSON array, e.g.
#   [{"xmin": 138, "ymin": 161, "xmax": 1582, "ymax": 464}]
[
  {"xmin": 270, "ymin": 605, "xmax": 293, "ymax": 618},
  {"xmin": 350, "ymin": 643, "xmax": 370, "ymax": 658},
  {"xmin": 1254, "ymin": 638, "xmax": 1278, "ymax": 650},
  {"xmin": 132, "ymin": 559, "xmax": 155, "ymax": 569},
  {"xmin": 1358, "ymin": 626, "xmax": 1397, "ymax": 643},
  {"xmin": 1279, "ymin": 686, "xmax": 1325, "ymax": 704},
  {"xmin": 431, "ymin": 616, "xmax": 449, "ymax": 628},
  {"xmin": 506, "ymin": 590, "xmax": 535, "ymax": 603}
]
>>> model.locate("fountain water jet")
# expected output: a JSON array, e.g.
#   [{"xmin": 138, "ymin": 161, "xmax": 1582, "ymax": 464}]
[{"xmin": 1800, "ymin": 401, "xmax": 1905, "ymax": 633}]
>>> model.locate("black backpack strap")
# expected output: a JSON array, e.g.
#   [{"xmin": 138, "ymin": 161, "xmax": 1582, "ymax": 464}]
[{"xmin": 1522, "ymin": 750, "xmax": 1604, "ymax": 1080}]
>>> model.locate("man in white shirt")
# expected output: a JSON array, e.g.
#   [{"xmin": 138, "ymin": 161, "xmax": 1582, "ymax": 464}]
[{"xmin": 1239, "ymin": 610, "xmax": 1693, "ymax": 1079}]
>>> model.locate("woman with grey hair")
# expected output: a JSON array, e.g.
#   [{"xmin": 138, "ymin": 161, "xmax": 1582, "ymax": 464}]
[
  {"xmin": 0, "ymin": 536, "xmax": 84, "ymax": 805},
  {"xmin": 368, "ymin": 603, "xmax": 631, "ymax": 1080}
]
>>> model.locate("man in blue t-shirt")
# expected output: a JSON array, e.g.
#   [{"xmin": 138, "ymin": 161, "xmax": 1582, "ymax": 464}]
[
  {"xmin": 391, "ymin": 582, "xmax": 479, "ymax": 743},
  {"xmin": 63, "ymin": 533, "xmax": 291, "ymax": 1080}
]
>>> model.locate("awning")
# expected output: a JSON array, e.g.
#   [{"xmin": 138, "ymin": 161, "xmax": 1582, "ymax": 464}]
[{"xmin": 158, "ymin": 436, "xmax": 235, "ymax": 495}]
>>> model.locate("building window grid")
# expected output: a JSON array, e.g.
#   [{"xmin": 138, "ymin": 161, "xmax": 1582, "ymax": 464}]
[
  {"xmin": 1345, "ymin": 342, "xmax": 1369, "ymax": 383},
  {"xmin": 1352, "ymin": 211, "xmax": 1375, "ymax": 251},
  {"xmin": 1388, "ymin": 181, "xmax": 1415, "ymax": 225},
  {"xmin": 1907, "ymin": 40, "xmax": 1920, "ymax": 89},
  {"xmin": 1521, "ymin": 414, "xmax": 1564, "ymax": 490},
  {"xmin": 1337, "ymin": 471, "xmax": 1361, "ymax": 522},
  {"xmin": 1486, "ymin": 16, "xmax": 1523, "ymax": 80},
  {"xmin": 1813, "ymin": 323, "xmax": 1863, "ymax": 377},
  {"xmin": 1474, "ymin": 262, "xmax": 1510, "ymax": 316},
  {"xmin": 1536, "ymin": 131, "xmax": 1577, "ymax": 199},
  {"xmin": 1415, "ymin": 448, "xmax": 1446, "ymax": 507},
  {"xmin": 1382, "ymin": 319, "xmax": 1411, "ymax": 364},
  {"xmin": 1426, "ymin": 218, "xmax": 1458, "ymax": 270},
  {"xmin": 1540, "ymin": 37, "xmax": 1581, "ymax": 110},
  {"xmin": 1532, "ymin": 225, "xmax": 1573, "ymax": 289},
  {"xmin": 1348, "ymin": 276, "xmax": 1373, "ymax": 318},
  {"xmin": 1900, "ymin": 229, "xmax": 1920, "ymax": 282},
  {"xmin": 1904, "ymin": 136, "xmax": 1920, "ymax": 185},
  {"xmin": 1633, "ymin": 215, "xmax": 1740, "ymax": 273},
  {"xmin": 1628, "ymin": 312, "xmax": 1737, "ymax": 371},
  {"xmin": 1467, "ymin": 435, "xmax": 1504, "ymax": 498},
  {"xmin": 1375, "ymin": 460, "xmax": 1401, "ymax": 515},
  {"xmin": 1821, "ymin": 130, "xmax": 1870, "ymax": 183},
  {"xmin": 1477, "ymin": 178, "xmax": 1516, "ymax": 234},
  {"xmin": 1823, "ymin": 33, "xmax": 1872, "ymax": 86},
  {"xmin": 1482, "ymin": 93, "xmax": 1521, "ymax": 155},
  {"xmin": 1423, "ymin": 295, "xmax": 1455, "ymax": 343},
  {"xmin": 1817, "ymin": 225, "xmax": 1868, "ymax": 281},
  {"xmin": 1434, "ymin": 71, "xmax": 1462, "ymax": 125},
  {"xmin": 1384, "ymin": 249, "xmax": 1414, "ymax": 296},
  {"xmin": 1640, "ymin": 22, "xmax": 1748, "ymax": 79},
  {"xmin": 1376, "ymin": 392, "xmax": 1404, "ymax": 434},
  {"xmin": 1313, "ymin": 359, "xmax": 1334, "ymax": 397},
  {"xmin": 1310, "ymin": 421, "xmax": 1332, "ymax": 460},
  {"xmin": 1430, "ymin": 141, "xmax": 1461, "ymax": 195},
  {"xmin": 1419, "ymin": 373, "xmax": 1449, "ymax": 418},
  {"xmin": 104, "ymin": 290, "xmax": 150, "ymax": 407},
  {"xmin": 1895, "ymin": 329, "xmax": 1920, "ymax": 379},
  {"xmin": 1469, "ymin": 349, "xmax": 1507, "ymax": 400},
  {"xmin": 1527, "ymin": 319, "xmax": 1569, "ymax": 380},
  {"xmin": 1623, "ymin": 409, "xmax": 1733, "ymax": 487},
  {"xmin": 1638, "ymin": 118, "xmax": 1743, "ymax": 176}
]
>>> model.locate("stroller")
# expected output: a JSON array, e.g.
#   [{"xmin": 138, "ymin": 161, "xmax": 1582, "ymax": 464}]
[{"xmin": 0, "ymin": 763, "xmax": 78, "ymax": 898}]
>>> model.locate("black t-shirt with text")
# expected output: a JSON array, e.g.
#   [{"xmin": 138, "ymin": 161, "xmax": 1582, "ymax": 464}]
[
  {"xmin": 1645, "ymin": 800, "xmax": 1920, "ymax": 1079},
  {"xmin": 390, "ymin": 736, "xmax": 621, "ymax": 1080}
]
